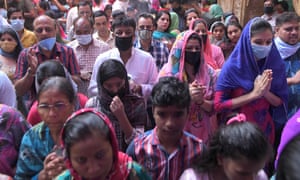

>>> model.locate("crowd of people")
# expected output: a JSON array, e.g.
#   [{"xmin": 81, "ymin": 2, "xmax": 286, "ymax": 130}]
[{"xmin": 0, "ymin": 0, "xmax": 299, "ymax": 179}]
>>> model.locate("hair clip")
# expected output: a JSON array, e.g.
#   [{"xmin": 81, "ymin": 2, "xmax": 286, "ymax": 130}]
[{"xmin": 226, "ymin": 113, "xmax": 247, "ymax": 125}]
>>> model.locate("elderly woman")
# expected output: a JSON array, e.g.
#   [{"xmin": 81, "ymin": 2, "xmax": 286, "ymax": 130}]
[{"xmin": 15, "ymin": 77, "xmax": 76, "ymax": 179}]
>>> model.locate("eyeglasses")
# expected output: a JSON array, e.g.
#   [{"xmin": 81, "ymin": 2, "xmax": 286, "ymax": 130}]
[
  {"xmin": 38, "ymin": 102, "xmax": 69, "ymax": 113},
  {"xmin": 34, "ymin": 27, "xmax": 54, "ymax": 34}
]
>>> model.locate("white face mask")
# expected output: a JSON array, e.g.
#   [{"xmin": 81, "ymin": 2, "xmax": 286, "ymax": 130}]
[
  {"xmin": 10, "ymin": 19, "xmax": 25, "ymax": 31},
  {"xmin": 251, "ymin": 43, "xmax": 272, "ymax": 60},
  {"xmin": 75, "ymin": 34, "xmax": 92, "ymax": 45}
]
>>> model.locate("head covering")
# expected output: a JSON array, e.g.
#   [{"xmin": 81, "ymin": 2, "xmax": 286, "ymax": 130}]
[
  {"xmin": 97, "ymin": 60, "xmax": 146, "ymax": 151},
  {"xmin": 60, "ymin": 108, "xmax": 132, "ymax": 180},
  {"xmin": 216, "ymin": 17, "xmax": 288, "ymax": 107},
  {"xmin": 0, "ymin": 26, "xmax": 23, "ymax": 60},
  {"xmin": 189, "ymin": 18, "xmax": 219, "ymax": 69},
  {"xmin": 97, "ymin": 60, "xmax": 131, "ymax": 104},
  {"xmin": 209, "ymin": 4, "xmax": 223, "ymax": 18},
  {"xmin": 275, "ymin": 109, "xmax": 300, "ymax": 168},
  {"xmin": 0, "ymin": 104, "xmax": 31, "ymax": 176},
  {"xmin": 169, "ymin": 12, "xmax": 179, "ymax": 32},
  {"xmin": 159, "ymin": 30, "xmax": 209, "ymax": 84}
]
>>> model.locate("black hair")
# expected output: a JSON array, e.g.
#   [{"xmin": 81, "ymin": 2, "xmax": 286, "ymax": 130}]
[
  {"xmin": 250, "ymin": 18, "xmax": 272, "ymax": 38},
  {"xmin": 276, "ymin": 12, "xmax": 300, "ymax": 27},
  {"xmin": 36, "ymin": 60, "xmax": 66, "ymax": 86},
  {"xmin": 276, "ymin": 135, "xmax": 300, "ymax": 180},
  {"xmin": 138, "ymin": 13, "xmax": 155, "ymax": 25},
  {"xmin": 275, "ymin": 1, "xmax": 289, "ymax": 12},
  {"xmin": 62, "ymin": 111, "xmax": 110, "ymax": 157},
  {"xmin": 151, "ymin": 76, "xmax": 191, "ymax": 108},
  {"xmin": 37, "ymin": 76, "xmax": 76, "ymax": 104},
  {"xmin": 111, "ymin": 16, "xmax": 136, "ymax": 32},
  {"xmin": 210, "ymin": 21, "xmax": 226, "ymax": 32},
  {"xmin": 104, "ymin": 4, "xmax": 112, "ymax": 12},
  {"xmin": 96, "ymin": 60, "xmax": 129, "ymax": 94},
  {"xmin": 184, "ymin": 8, "xmax": 199, "ymax": 22},
  {"xmin": 111, "ymin": 9, "xmax": 126, "ymax": 19},
  {"xmin": 7, "ymin": 7, "xmax": 23, "ymax": 20},
  {"xmin": 194, "ymin": 121, "xmax": 273, "ymax": 172},
  {"xmin": 154, "ymin": 10, "xmax": 171, "ymax": 32},
  {"xmin": 159, "ymin": 0, "xmax": 168, "ymax": 8},
  {"xmin": 0, "ymin": 26, "xmax": 23, "ymax": 60},
  {"xmin": 44, "ymin": 10, "xmax": 59, "ymax": 20},
  {"xmin": 77, "ymin": 1, "xmax": 92, "ymax": 12},
  {"xmin": 94, "ymin": 10, "xmax": 108, "ymax": 20},
  {"xmin": 39, "ymin": 0, "xmax": 51, "ymax": 11}
]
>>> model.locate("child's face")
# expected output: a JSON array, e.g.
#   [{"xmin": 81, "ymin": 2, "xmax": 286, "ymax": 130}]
[
  {"xmin": 227, "ymin": 25, "xmax": 241, "ymax": 43},
  {"xmin": 70, "ymin": 133, "xmax": 113, "ymax": 179},
  {"xmin": 212, "ymin": 26, "xmax": 225, "ymax": 41},
  {"xmin": 219, "ymin": 155, "xmax": 267, "ymax": 180},
  {"xmin": 153, "ymin": 105, "xmax": 188, "ymax": 142}
]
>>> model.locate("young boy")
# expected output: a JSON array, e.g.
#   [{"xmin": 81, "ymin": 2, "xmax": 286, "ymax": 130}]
[{"xmin": 126, "ymin": 76, "xmax": 204, "ymax": 180}]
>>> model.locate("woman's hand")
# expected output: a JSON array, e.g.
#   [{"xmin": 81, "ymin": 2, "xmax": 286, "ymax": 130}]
[
  {"xmin": 39, "ymin": 152, "xmax": 66, "ymax": 180},
  {"xmin": 252, "ymin": 69, "xmax": 272, "ymax": 98},
  {"xmin": 189, "ymin": 80, "xmax": 206, "ymax": 105},
  {"xmin": 110, "ymin": 96, "xmax": 126, "ymax": 119}
]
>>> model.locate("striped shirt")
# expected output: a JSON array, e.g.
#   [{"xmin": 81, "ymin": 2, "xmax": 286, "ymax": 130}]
[
  {"xmin": 14, "ymin": 42, "xmax": 80, "ymax": 104},
  {"xmin": 134, "ymin": 39, "xmax": 169, "ymax": 70},
  {"xmin": 68, "ymin": 38, "xmax": 110, "ymax": 96},
  {"xmin": 126, "ymin": 127, "xmax": 204, "ymax": 180}
]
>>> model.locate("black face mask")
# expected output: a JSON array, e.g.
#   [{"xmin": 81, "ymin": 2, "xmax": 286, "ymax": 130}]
[
  {"xmin": 200, "ymin": 34, "xmax": 208, "ymax": 44},
  {"xmin": 106, "ymin": 86, "xmax": 127, "ymax": 98},
  {"xmin": 264, "ymin": 6, "xmax": 274, "ymax": 14},
  {"xmin": 185, "ymin": 51, "xmax": 201, "ymax": 66},
  {"xmin": 115, "ymin": 36, "xmax": 132, "ymax": 51}
]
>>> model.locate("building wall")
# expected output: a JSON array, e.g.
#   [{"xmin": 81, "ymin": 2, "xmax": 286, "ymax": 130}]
[{"xmin": 218, "ymin": 0, "xmax": 264, "ymax": 26}]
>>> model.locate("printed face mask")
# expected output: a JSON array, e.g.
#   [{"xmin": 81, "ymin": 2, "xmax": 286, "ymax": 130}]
[{"xmin": 138, "ymin": 29, "xmax": 152, "ymax": 40}]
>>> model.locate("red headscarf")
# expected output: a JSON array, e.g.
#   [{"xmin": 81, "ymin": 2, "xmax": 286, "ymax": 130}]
[{"xmin": 60, "ymin": 108, "xmax": 132, "ymax": 180}]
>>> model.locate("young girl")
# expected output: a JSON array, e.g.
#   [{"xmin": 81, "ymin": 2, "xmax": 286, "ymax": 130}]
[
  {"xmin": 180, "ymin": 114, "xmax": 272, "ymax": 180},
  {"xmin": 58, "ymin": 108, "xmax": 150, "ymax": 180}
]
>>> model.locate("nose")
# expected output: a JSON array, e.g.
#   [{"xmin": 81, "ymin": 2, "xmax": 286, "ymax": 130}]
[
  {"xmin": 110, "ymin": 86, "xmax": 119, "ymax": 94},
  {"xmin": 165, "ymin": 116, "xmax": 175, "ymax": 129},
  {"xmin": 87, "ymin": 160, "xmax": 101, "ymax": 175},
  {"xmin": 48, "ymin": 107, "xmax": 57, "ymax": 116}
]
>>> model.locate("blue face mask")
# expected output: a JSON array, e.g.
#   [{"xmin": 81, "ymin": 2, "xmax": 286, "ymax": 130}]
[
  {"xmin": 10, "ymin": 19, "xmax": 24, "ymax": 31},
  {"xmin": 38, "ymin": 37, "xmax": 56, "ymax": 51},
  {"xmin": 251, "ymin": 43, "xmax": 272, "ymax": 60}
]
